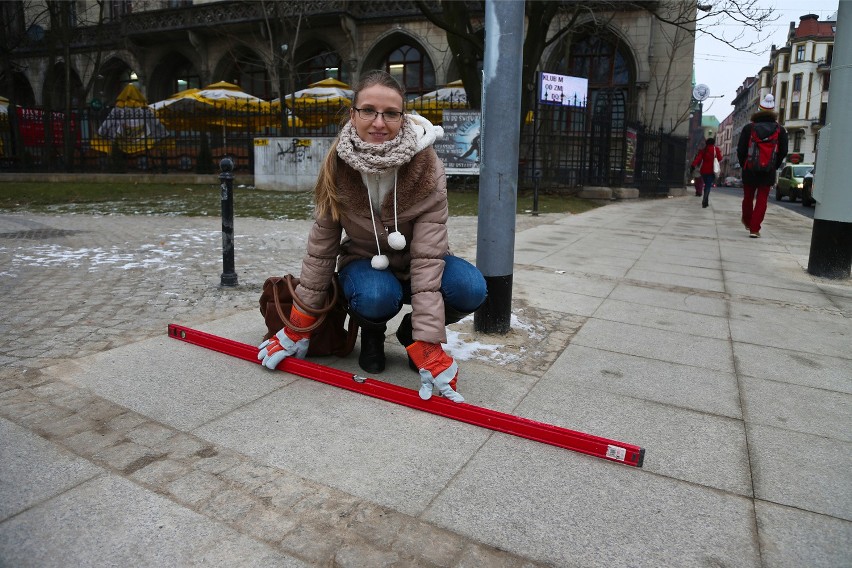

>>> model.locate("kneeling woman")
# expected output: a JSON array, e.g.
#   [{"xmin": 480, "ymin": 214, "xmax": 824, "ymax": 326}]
[{"xmin": 258, "ymin": 70, "xmax": 486, "ymax": 403}]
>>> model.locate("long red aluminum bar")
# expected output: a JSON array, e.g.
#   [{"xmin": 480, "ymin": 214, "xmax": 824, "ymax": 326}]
[{"xmin": 168, "ymin": 323, "xmax": 644, "ymax": 467}]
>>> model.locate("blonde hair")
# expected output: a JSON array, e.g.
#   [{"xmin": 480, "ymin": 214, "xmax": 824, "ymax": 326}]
[{"xmin": 314, "ymin": 70, "xmax": 406, "ymax": 221}]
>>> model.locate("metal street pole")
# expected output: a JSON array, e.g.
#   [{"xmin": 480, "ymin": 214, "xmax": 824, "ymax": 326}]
[
  {"xmin": 474, "ymin": 0, "xmax": 525, "ymax": 334},
  {"xmin": 807, "ymin": 0, "xmax": 852, "ymax": 279},
  {"xmin": 219, "ymin": 157, "xmax": 238, "ymax": 287}
]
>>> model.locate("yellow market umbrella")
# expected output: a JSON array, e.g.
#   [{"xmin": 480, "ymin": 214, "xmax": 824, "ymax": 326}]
[
  {"xmin": 276, "ymin": 78, "xmax": 353, "ymax": 128},
  {"xmin": 151, "ymin": 81, "xmax": 298, "ymax": 138},
  {"xmin": 408, "ymin": 80, "xmax": 468, "ymax": 124},
  {"xmin": 91, "ymin": 84, "xmax": 172, "ymax": 155}
]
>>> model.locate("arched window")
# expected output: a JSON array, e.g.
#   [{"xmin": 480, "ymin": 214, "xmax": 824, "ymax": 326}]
[
  {"xmin": 150, "ymin": 55, "xmax": 200, "ymax": 101},
  {"xmin": 170, "ymin": 61, "xmax": 200, "ymax": 94},
  {"xmin": 300, "ymin": 50, "xmax": 342, "ymax": 86},
  {"xmin": 384, "ymin": 44, "xmax": 435, "ymax": 96},
  {"xmin": 227, "ymin": 53, "xmax": 269, "ymax": 99},
  {"xmin": 549, "ymin": 30, "xmax": 634, "ymax": 125}
]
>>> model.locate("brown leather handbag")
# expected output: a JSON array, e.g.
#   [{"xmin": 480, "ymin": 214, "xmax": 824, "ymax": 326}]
[{"xmin": 259, "ymin": 274, "xmax": 358, "ymax": 357}]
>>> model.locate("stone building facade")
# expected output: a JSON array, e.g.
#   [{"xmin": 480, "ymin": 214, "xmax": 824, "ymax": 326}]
[
  {"xmin": 2, "ymin": 1, "xmax": 696, "ymax": 189},
  {"xmin": 723, "ymin": 12, "xmax": 836, "ymax": 175}
]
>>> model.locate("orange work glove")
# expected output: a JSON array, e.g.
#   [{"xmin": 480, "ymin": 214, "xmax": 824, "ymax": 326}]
[
  {"xmin": 257, "ymin": 306, "xmax": 316, "ymax": 369},
  {"xmin": 406, "ymin": 341, "xmax": 464, "ymax": 403}
]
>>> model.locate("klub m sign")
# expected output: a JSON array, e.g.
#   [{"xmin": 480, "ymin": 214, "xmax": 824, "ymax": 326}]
[{"xmin": 539, "ymin": 72, "xmax": 589, "ymax": 108}]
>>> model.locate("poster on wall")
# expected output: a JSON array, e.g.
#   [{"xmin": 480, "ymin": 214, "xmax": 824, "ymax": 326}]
[
  {"xmin": 625, "ymin": 127, "xmax": 637, "ymax": 183},
  {"xmin": 434, "ymin": 110, "xmax": 481, "ymax": 175}
]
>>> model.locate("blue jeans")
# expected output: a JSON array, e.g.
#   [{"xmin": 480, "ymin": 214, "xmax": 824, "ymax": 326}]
[
  {"xmin": 701, "ymin": 173, "xmax": 716, "ymax": 202},
  {"xmin": 338, "ymin": 256, "xmax": 487, "ymax": 323}
]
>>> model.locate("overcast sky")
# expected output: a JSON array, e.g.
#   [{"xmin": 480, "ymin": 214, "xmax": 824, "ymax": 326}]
[{"xmin": 692, "ymin": 0, "xmax": 840, "ymax": 121}]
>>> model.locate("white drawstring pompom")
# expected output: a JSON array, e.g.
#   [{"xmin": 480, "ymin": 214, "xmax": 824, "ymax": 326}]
[
  {"xmin": 388, "ymin": 231, "xmax": 406, "ymax": 250},
  {"xmin": 371, "ymin": 254, "xmax": 390, "ymax": 270}
]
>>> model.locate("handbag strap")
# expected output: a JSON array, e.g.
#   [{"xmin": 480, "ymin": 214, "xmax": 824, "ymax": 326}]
[
  {"xmin": 271, "ymin": 275, "xmax": 340, "ymax": 334},
  {"xmin": 286, "ymin": 274, "xmax": 339, "ymax": 316}
]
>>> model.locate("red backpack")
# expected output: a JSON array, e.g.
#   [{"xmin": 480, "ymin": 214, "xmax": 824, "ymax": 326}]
[{"xmin": 745, "ymin": 123, "xmax": 780, "ymax": 173}]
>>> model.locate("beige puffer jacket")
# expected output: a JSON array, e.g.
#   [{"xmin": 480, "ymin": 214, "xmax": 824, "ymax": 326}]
[{"xmin": 295, "ymin": 147, "xmax": 451, "ymax": 344}]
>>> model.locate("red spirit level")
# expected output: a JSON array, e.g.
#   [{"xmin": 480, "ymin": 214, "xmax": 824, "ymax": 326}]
[{"xmin": 168, "ymin": 324, "xmax": 645, "ymax": 467}]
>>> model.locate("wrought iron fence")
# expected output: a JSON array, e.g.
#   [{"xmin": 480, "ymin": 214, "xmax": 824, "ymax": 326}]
[
  {"xmin": 518, "ymin": 94, "xmax": 688, "ymax": 194},
  {"xmin": 0, "ymin": 98, "xmax": 686, "ymax": 194}
]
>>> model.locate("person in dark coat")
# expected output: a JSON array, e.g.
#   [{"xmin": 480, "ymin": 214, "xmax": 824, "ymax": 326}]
[
  {"xmin": 691, "ymin": 137, "xmax": 723, "ymax": 208},
  {"xmin": 736, "ymin": 94, "xmax": 789, "ymax": 238}
]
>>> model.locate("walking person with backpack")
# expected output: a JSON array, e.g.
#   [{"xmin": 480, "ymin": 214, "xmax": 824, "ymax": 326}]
[
  {"xmin": 690, "ymin": 137, "xmax": 723, "ymax": 208},
  {"xmin": 737, "ymin": 94, "xmax": 788, "ymax": 238}
]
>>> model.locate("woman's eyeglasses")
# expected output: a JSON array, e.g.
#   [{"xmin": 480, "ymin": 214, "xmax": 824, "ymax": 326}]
[{"xmin": 352, "ymin": 107, "xmax": 403, "ymax": 122}]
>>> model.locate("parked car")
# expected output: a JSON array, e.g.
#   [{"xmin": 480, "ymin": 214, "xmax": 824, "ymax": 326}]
[
  {"xmin": 802, "ymin": 168, "xmax": 815, "ymax": 207},
  {"xmin": 775, "ymin": 163, "xmax": 815, "ymax": 202}
]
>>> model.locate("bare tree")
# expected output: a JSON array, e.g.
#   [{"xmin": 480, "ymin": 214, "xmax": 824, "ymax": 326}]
[
  {"xmin": 0, "ymin": 1, "xmax": 45, "ymax": 162},
  {"xmin": 39, "ymin": 0, "xmax": 108, "ymax": 170}
]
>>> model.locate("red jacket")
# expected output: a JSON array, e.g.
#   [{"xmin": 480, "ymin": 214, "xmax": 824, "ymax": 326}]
[{"xmin": 691, "ymin": 144, "xmax": 722, "ymax": 175}]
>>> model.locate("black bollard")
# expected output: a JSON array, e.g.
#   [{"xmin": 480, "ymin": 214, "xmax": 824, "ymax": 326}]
[
  {"xmin": 532, "ymin": 170, "xmax": 541, "ymax": 217},
  {"xmin": 219, "ymin": 157, "xmax": 238, "ymax": 287}
]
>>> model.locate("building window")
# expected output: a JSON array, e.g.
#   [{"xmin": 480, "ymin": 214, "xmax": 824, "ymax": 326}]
[
  {"xmin": 792, "ymin": 73, "xmax": 802, "ymax": 92},
  {"xmin": 385, "ymin": 45, "xmax": 435, "ymax": 96},
  {"xmin": 172, "ymin": 63, "xmax": 200, "ymax": 94},
  {"xmin": 229, "ymin": 54, "xmax": 269, "ymax": 99},
  {"xmin": 109, "ymin": 0, "xmax": 131, "ymax": 20},
  {"xmin": 793, "ymin": 130, "xmax": 804, "ymax": 153},
  {"xmin": 796, "ymin": 45, "xmax": 805, "ymax": 62},
  {"xmin": 823, "ymin": 72, "xmax": 831, "ymax": 91},
  {"xmin": 300, "ymin": 51, "xmax": 342, "ymax": 87},
  {"xmin": 790, "ymin": 101, "xmax": 799, "ymax": 119}
]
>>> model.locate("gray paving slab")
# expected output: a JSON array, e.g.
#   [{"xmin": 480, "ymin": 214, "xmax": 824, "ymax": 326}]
[
  {"xmin": 607, "ymin": 282, "xmax": 728, "ymax": 317},
  {"xmin": 423, "ymin": 435, "xmax": 760, "ymax": 568},
  {"xmin": 754, "ymin": 500, "xmax": 852, "ymax": 568},
  {"xmin": 547, "ymin": 344, "xmax": 742, "ymax": 418},
  {"xmin": 733, "ymin": 342, "xmax": 852, "ymax": 393},
  {"xmin": 512, "ymin": 265, "xmax": 619, "ymax": 298},
  {"xmin": 194, "ymin": 379, "xmax": 490, "ymax": 517},
  {"xmin": 639, "ymin": 251, "xmax": 723, "ymax": 270},
  {"xmin": 0, "ymin": 473, "xmax": 306, "ymax": 567},
  {"xmin": 43, "ymin": 335, "xmax": 294, "ymax": 431},
  {"xmin": 0, "ymin": 417, "xmax": 102, "ymax": 521},
  {"xmin": 724, "ymin": 268, "xmax": 823, "ymax": 292},
  {"xmin": 592, "ymin": 298, "xmax": 731, "ymax": 339},
  {"xmin": 728, "ymin": 301, "xmax": 850, "ymax": 358},
  {"xmin": 748, "ymin": 423, "xmax": 852, "ymax": 521},
  {"xmin": 572, "ymin": 318, "xmax": 735, "ymax": 373},
  {"xmin": 515, "ymin": 368, "xmax": 752, "ymax": 495},
  {"xmin": 740, "ymin": 375, "xmax": 851, "ymax": 441},
  {"xmin": 513, "ymin": 282, "xmax": 606, "ymax": 317},
  {"xmin": 629, "ymin": 260, "xmax": 724, "ymax": 281},
  {"xmin": 623, "ymin": 268, "xmax": 728, "ymax": 292},
  {"xmin": 726, "ymin": 281, "xmax": 839, "ymax": 309}
]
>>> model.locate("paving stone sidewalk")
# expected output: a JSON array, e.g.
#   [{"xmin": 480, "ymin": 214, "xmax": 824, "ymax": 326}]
[{"xmin": 0, "ymin": 210, "xmax": 557, "ymax": 567}]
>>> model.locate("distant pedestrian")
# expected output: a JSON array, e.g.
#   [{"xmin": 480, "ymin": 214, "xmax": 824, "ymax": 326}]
[
  {"xmin": 737, "ymin": 94, "xmax": 788, "ymax": 238},
  {"xmin": 693, "ymin": 170, "xmax": 704, "ymax": 197},
  {"xmin": 690, "ymin": 137, "xmax": 723, "ymax": 208}
]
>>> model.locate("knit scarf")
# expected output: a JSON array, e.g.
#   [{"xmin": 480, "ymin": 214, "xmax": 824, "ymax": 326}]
[{"xmin": 336, "ymin": 119, "xmax": 419, "ymax": 175}]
